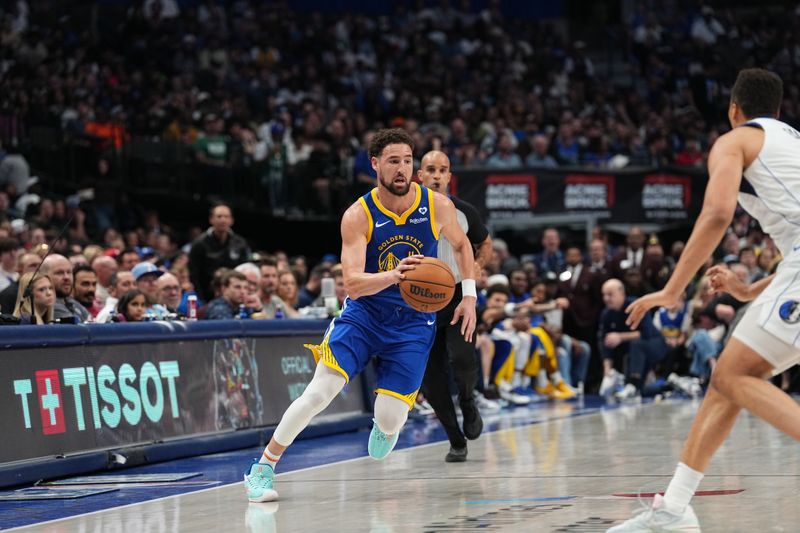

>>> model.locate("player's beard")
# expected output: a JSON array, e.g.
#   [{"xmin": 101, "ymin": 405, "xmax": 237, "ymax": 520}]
[{"xmin": 378, "ymin": 171, "xmax": 411, "ymax": 196}]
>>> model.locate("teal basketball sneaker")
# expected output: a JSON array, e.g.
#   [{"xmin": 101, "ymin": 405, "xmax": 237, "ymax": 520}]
[
  {"xmin": 367, "ymin": 420, "xmax": 399, "ymax": 459},
  {"xmin": 244, "ymin": 461, "xmax": 279, "ymax": 502}
]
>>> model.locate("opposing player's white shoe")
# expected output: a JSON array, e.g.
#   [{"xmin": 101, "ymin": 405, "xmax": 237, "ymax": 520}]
[{"xmin": 607, "ymin": 494, "xmax": 700, "ymax": 532}]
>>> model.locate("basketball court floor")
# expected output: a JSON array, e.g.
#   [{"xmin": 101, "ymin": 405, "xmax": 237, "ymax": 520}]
[{"xmin": 4, "ymin": 397, "xmax": 799, "ymax": 532}]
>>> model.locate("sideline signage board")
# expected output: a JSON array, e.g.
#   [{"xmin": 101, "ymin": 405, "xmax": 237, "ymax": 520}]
[{"xmin": 1, "ymin": 334, "xmax": 364, "ymax": 463}]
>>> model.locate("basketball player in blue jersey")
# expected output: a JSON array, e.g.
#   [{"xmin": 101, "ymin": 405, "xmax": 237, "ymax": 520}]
[
  {"xmin": 245, "ymin": 128, "xmax": 478, "ymax": 502},
  {"xmin": 609, "ymin": 69, "xmax": 800, "ymax": 532}
]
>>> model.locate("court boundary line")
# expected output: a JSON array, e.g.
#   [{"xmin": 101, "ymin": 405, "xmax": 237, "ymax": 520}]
[{"xmin": 4, "ymin": 403, "xmax": 624, "ymax": 532}]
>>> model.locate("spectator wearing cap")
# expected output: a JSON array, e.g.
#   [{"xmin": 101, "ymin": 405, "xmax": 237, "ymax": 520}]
[
  {"xmin": 189, "ymin": 202, "xmax": 251, "ymax": 301},
  {"xmin": 96, "ymin": 270, "xmax": 136, "ymax": 323},
  {"xmin": 0, "ymin": 237, "xmax": 20, "ymax": 292},
  {"xmin": 205, "ymin": 270, "xmax": 248, "ymax": 320},
  {"xmin": 132, "ymin": 261, "xmax": 168, "ymax": 319}
]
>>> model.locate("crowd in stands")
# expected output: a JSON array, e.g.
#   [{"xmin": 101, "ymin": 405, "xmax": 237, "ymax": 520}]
[
  {"xmin": 0, "ymin": 187, "xmax": 787, "ymax": 401},
  {"xmin": 0, "ymin": 1, "xmax": 796, "ymax": 401},
  {"xmin": 469, "ymin": 210, "xmax": 786, "ymax": 402},
  {"xmin": 3, "ymin": 1, "xmax": 800, "ymax": 216}
]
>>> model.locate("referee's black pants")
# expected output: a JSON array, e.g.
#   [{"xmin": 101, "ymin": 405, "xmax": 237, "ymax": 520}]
[{"xmin": 421, "ymin": 285, "xmax": 479, "ymax": 449}]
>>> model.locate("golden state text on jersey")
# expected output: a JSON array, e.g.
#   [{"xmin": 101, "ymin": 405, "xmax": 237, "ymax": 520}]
[{"xmin": 358, "ymin": 182, "xmax": 440, "ymax": 309}]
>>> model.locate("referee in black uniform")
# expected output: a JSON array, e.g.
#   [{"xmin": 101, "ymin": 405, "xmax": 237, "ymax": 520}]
[{"xmin": 418, "ymin": 150, "xmax": 493, "ymax": 462}]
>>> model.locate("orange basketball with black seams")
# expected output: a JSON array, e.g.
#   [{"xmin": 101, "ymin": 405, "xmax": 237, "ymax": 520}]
[{"xmin": 399, "ymin": 257, "xmax": 456, "ymax": 313}]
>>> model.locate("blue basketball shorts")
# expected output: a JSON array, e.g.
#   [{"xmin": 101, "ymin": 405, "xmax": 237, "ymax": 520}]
[{"xmin": 312, "ymin": 297, "xmax": 436, "ymax": 409}]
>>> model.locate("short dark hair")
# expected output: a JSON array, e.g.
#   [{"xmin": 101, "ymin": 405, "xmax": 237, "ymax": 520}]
[
  {"xmin": 222, "ymin": 270, "xmax": 247, "ymax": 287},
  {"xmin": 73, "ymin": 264, "xmax": 95, "ymax": 279},
  {"xmin": 260, "ymin": 256, "xmax": 278, "ymax": 269},
  {"xmin": 0, "ymin": 237, "xmax": 19, "ymax": 254},
  {"xmin": 368, "ymin": 128, "xmax": 414, "ymax": 159},
  {"xmin": 731, "ymin": 68, "xmax": 783, "ymax": 119},
  {"xmin": 486, "ymin": 284, "xmax": 510, "ymax": 299},
  {"xmin": 117, "ymin": 248, "xmax": 140, "ymax": 264},
  {"xmin": 108, "ymin": 270, "xmax": 129, "ymax": 287}
]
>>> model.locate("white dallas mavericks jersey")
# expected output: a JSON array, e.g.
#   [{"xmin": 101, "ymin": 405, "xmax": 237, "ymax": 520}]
[{"xmin": 739, "ymin": 118, "xmax": 800, "ymax": 256}]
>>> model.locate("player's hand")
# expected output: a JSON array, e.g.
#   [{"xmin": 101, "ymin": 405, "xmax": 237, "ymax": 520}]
[
  {"xmin": 707, "ymin": 265, "xmax": 749, "ymax": 300},
  {"xmin": 451, "ymin": 297, "xmax": 477, "ymax": 342},
  {"xmin": 390, "ymin": 254, "xmax": 424, "ymax": 283},
  {"xmin": 625, "ymin": 289, "xmax": 679, "ymax": 329}
]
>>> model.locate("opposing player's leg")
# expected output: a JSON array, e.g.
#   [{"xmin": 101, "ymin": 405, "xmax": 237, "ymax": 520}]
[
  {"xmin": 245, "ymin": 362, "xmax": 346, "ymax": 502},
  {"xmin": 607, "ymin": 334, "xmax": 797, "ymax": 532}
]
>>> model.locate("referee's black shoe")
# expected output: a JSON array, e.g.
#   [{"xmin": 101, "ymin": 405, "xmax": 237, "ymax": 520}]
[
  {"xmin": 461, "ymin": 398, "xmax": 483, "ymax": 440},
  {"xmin": 445, "ymin": 445, "xmax": 467, "ymax": 462}
]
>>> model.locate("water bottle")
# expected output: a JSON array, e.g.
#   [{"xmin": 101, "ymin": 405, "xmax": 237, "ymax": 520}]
[
  {"xmin": 187, "ymin": 294, "xmax": 198, "ymax": 321},
  {"xmin": 274, "ymin": 305, "xmax": 284, "ymax": 319},
  {"xmin": 321, "ymin": 277, "xmax": 338, "ymax": 317},
  {"xmin": 238, "ymin": 303, "xmax": 248, "ymax": 320}
]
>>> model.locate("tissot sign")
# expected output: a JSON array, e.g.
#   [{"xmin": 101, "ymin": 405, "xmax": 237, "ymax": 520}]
[
  {"xmin": 13, "ymin": 362, "xmax": 181, "ymax": 436},
  {"xmin": 453, "ymin": 167, "xmax": 706, "ymax": 224},
  {"xmin": 1, "ymin": 335, "xmax": 364, "ymax": 463}
]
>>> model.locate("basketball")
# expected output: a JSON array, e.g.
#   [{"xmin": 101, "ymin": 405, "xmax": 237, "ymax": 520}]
[{"xmin": 399, "ymin": 257, "xmax": 456, "ymax": 313}]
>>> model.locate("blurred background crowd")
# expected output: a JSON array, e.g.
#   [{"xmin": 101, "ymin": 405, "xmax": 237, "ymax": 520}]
[{"xmin": 0, "ymin": 0, "xmax": 796, "ymax": 397}]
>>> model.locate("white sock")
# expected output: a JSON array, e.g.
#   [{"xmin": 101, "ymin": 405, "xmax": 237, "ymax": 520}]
[
  {"xmin": 537, "ymin": 370, "xmax": 548, "ymax": 389},
  {"xmin": 663, "ymin": 462, "xmax": 703, "ymax": 512},
  {"xmin": 550, "ymin": 371, "xmax": 564, "ymax": 384},
  {"xmin": 258, "ymin": 448, "xmax": 281, "ymax": 469}
]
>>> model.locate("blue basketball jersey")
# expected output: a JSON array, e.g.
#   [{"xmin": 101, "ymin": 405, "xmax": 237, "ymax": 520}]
[
  {"xmin": 358, "ymin": 182, "xmax": 440, "ymax": 309},
  {"xmin": 658, "ymin": 303, "xmax": 687, "ymax": 339}
]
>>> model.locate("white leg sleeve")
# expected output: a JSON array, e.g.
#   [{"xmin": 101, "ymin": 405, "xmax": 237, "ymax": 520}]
[
  {"xmin": 373, "ymin": 393, "xmax": 409, "ymax": 436},
  {"xmin": 272, "ymin": 363, "xmax": 346, "ymax": 446}
]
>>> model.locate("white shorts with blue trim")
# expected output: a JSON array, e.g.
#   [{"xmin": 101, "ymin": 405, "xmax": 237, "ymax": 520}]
[{"xmin": 732, "ymin": 251, "xmax": 800, "ymax": 375}]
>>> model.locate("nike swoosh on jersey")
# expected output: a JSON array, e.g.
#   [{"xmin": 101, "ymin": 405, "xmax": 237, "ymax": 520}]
[
  {"xmin": 375, "ymin": 220, "xmax": 391, "ymax": 228},
  {"xmin": 427, "ymin": 319, "xmax": 436, "ymax": 325}
]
